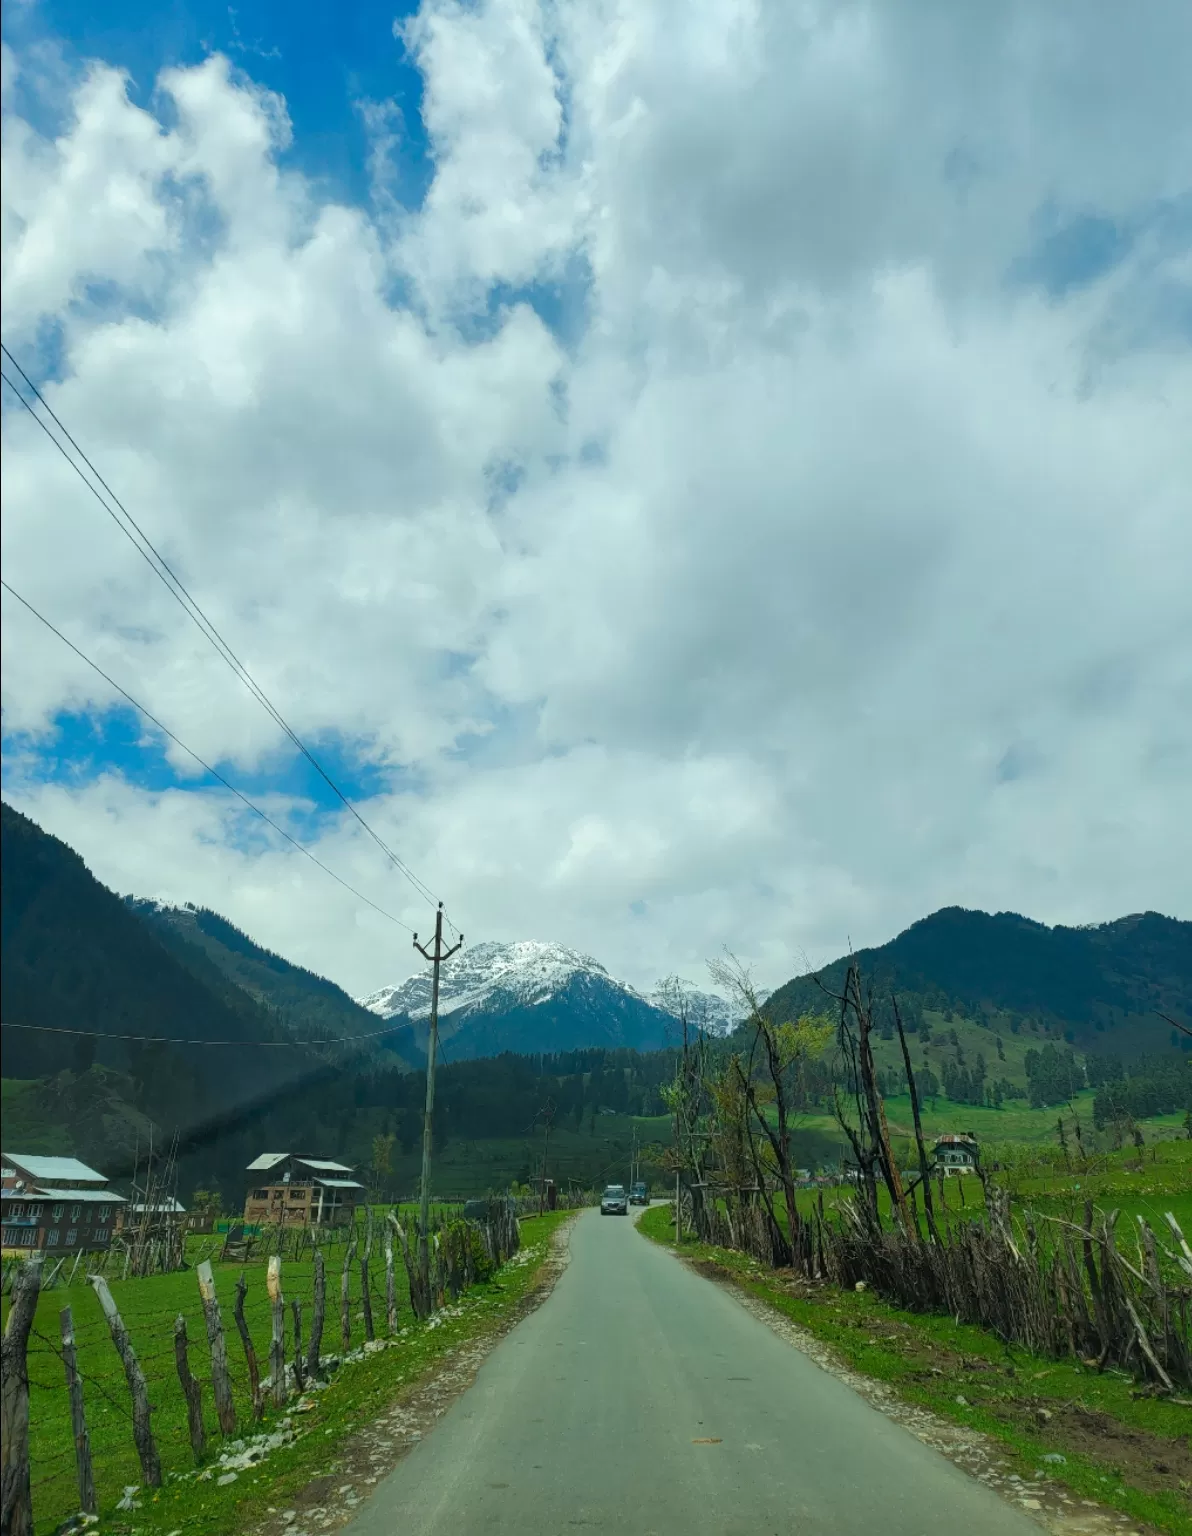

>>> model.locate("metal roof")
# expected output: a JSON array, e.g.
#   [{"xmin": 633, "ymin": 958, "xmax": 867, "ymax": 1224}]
[
  {"xmin": 127, "ymin": 1198, "xmax": 186, "ymax": 1213},
  {"xmin": 245, "ymin": 1153, "xmax": 291, "ymax": 1172},
  {"xmin": 1, "ymin": 1187, "xmax": 125, "ymax": 1204},
  {"xmin": 2, "ymin": 1154, "xmax": 108, "ymax": 1184},
  {"xmin": 296, "ymin": 1158, "xmax": 354, "ymax": 1173},
  {"xmin": 314, "ymin": 1179, "xmax": 365, "ymax": 1190}
]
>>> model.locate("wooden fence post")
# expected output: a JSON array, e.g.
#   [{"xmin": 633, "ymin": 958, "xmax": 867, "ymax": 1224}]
[
  {"xmin": 90, "ymin": 1275, "xmax": 161, "ymax": 1487},
  {"xmin": 232, "ymin": 1272, "xmax": 262, "ymax": 1421},
  {"xmin": 384, "ymin": 1231, "xmax": 398, "ymax": 1334},
  {"xmin": 306, "ymin": 1249, "xmax": 325, "ymax": 1378},
  {"xmin": 195, "ymin": 1261, "xmax": 237, "ymax": 1436},
  {"xmin": 341, "ymin": 1236, "xmax": 357, "ymax": 1353},
  {"xmin": 1, "ymin": 1257, "xmax": 42, "ymax": 1536},
  {"xmin": 267, "ymin": 1257, "xmax": 286, "ymax": 1407},
  {"xmin": 291, "ymin": 1299, "xmax": 305, "ymax": 1394},
  {"xmin": 173, "ymin": 1316, "xmax": 207, "ymax": 1462},
  {"xmin": 360, "ymin": 1210, "xmax": 375, "ymax": 1343},
  {"xmin": 60, "ymin": 1305, "xmax": 97, "ymax": 1514}
]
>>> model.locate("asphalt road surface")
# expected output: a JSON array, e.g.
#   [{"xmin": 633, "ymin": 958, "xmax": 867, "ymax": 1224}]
[{"xmin": 345, "ymin": 1208, "xmax": 1043, "ymax": 1536}]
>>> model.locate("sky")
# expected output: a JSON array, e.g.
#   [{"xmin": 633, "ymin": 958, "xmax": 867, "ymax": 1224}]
[{"xmin": 2, "ymin": 0, "xmax": 1190, "ymax": 1001}]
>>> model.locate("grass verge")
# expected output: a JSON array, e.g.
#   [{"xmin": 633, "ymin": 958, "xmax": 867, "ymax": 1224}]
[{"xmin": 639, "ymin": 1203, "xmax": 1191, "ymax": 1536}]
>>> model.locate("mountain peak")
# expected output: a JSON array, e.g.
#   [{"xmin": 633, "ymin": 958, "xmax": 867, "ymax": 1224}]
[{"xmin": 357, "ymin": 939, "xmax": 740, "ymax": 1057}]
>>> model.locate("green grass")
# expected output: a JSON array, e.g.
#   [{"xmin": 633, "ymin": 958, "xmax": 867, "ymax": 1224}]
[
  {"xmin": 8, "ymin": 1212, "xmax": 570, "ymax": 1536},
  {"xmin": 639, "ymin": 1204, "xmax": 1192, "ymax": 1535}
]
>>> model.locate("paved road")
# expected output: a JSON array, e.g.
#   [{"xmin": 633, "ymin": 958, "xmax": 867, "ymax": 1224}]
[{"xmin": 345, "ymin": 1208, "xmax": 1042, "ymax": 1536}]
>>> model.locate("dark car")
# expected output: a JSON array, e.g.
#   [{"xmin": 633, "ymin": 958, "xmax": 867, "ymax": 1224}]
[
  {"xmin": 601, "ymin": 1184, "xmax": 629, "ymax": 1215},
  {"xmin": 630, "ymin": 1182, "xmax": 649, "ymax": 1206}
]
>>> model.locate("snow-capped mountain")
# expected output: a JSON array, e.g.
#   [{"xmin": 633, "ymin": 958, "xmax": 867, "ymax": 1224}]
[{"xmin": 357, "ymin": 941, "xmax": 740, "ymax": 1061}]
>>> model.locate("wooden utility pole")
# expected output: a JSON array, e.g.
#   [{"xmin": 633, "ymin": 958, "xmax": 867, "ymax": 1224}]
[{"xmin": 414, "ymin": 904, "xmax": 463, "ymax": 1289}]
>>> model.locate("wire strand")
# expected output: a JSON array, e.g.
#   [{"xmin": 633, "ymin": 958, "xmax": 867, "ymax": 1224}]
[
  {"xmin": 1, "ymin": 350, "xmax": 448, "ymax": 918},
  {"xmin": 1, "ymin": 576, "xmax": 415, "ymax": 937}
]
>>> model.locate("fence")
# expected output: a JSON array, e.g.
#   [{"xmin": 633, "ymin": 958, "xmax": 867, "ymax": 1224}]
[
  {"xmin": 0, "ymin": 1199, "xmax": 531, "ymax": 1535},
  {"xmin": 686, "ymin": 1184, "xmax": 1192, "ymax": 1390}
]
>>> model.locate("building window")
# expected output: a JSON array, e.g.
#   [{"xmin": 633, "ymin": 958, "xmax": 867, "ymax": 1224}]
[
  {"xmin": 28, "ymin": 1204, "xmax": 43, "ymax": 1218},
  {"xmin": 96, "ymin": 1205, "xmax": 109, "ymax": 1221},
  {"xmin": 66, "ymin": 1229, "xmax": 78, "ymax": 1246},
  {"xmin": 7, "ymin": 1204, "xmax": 22, "ymax": 1219},
  {"xmin": 94, "ymin": 1228, "xmax": 109, "ymax": 1243},
  {"xmin": 53, "ymin": 1204, "xmax": 64, "ymax": 1219},
  {"xmin": 47, "ymin": 1229, "xmax": 60, "ymax": 1246},
  {"xmin": 71, "ymin": 1205, "xmax": 81, "ymax": 1220},
  {"xmin": 23, "ymin": 1229, "xmax": 38, "ymax": 1246}
]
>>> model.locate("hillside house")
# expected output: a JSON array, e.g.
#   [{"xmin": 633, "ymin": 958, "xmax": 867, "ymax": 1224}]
[
  {"xmin": 1, "ymin": 1153, "xmax": 125, "ymax": 1256},
  {"xmin": 243, "ymin": 1153, "xmax": 364, "ymax": 1227},
  {"xmin": 114, "ymin": 1194, "xmax": 187, "ymax": 1234},
  {"xmin": 932, "ymin": 1133, "xmax": 980, "ymax": 1175}
]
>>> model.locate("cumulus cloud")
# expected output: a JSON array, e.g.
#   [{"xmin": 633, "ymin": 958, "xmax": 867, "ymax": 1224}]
[{"xmin": 2, "ymin": 1, "xmax": 1190, "ymax": 998}]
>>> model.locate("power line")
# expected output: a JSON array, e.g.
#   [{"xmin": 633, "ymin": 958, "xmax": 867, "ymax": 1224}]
[
  {"xmin": 1, "ymin": 576, "xmax": 415, "ymax": 934},
  {"xmin": 1, "ymin": 1019, "xmax": 405, "ymax": 1048},
  {"xmin": 0, "ymin": 347, "xmax": 449, "ymax": 919}
]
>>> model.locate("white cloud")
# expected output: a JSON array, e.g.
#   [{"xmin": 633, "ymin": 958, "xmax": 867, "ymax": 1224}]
[{"xmin": 2, "ymin": 1, "xmax": 1190, "ymax": 1000}]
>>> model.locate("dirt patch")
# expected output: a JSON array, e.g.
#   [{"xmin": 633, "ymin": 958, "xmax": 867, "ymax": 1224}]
[
  {"xmin": 251, "ymin": 1219, "xmax": 575, "ymax": 1536},
  {"xmin": 983, "ymin": 1402, "xmax": 1192, "ymax": 1504},
  {"xmin": 674, "ymin": 1252, "xmax": 1182, "ymax": 1536}
]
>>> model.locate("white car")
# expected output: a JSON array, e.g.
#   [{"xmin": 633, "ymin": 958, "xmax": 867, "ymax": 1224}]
[{"xmin": 601, "ymin": 1184, "xmax": 629, "ymax": 1215}]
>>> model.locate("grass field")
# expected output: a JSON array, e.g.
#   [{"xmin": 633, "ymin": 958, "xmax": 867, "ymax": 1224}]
[
  {"xmin": 5, "ymin": 1211, "xmax": 570, "ymax": 1536},
  {"xmin": 786, "ymin": 1134, "xmax": 1192, "ymax": 1242},
  {"xmin": 639, "ymin": 1204, "xmax": 1192, "ymax": 1536}
]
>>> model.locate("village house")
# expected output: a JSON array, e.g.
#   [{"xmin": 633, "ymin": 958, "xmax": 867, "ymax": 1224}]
[
  {"xmin": 932, "ymin": 1132, "xmax": 980, "ymax": 1175},
  {"xmin": 113, "ymin": 1193, "xmax": 188, "ymax": 1234},
  {"xmin": 243, "ymin": 1153, "xmax": 365, "ymax": 1228},
  {"xmin": 0, "ymin": 1153, "xmax": 125, "ymax": 1257}
]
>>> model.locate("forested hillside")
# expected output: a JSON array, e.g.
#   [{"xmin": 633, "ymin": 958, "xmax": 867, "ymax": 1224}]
[
  {"xmin": 1, "ymin": 802, "xmax": 341, "ymax": 1173},
  {"xmin": 128, "ymin": 899, "xmax": 418, "ymax": 1066},
  {"xmin": 765, "ymin": 906, "xmax": 1190, "ymax": 1056}
]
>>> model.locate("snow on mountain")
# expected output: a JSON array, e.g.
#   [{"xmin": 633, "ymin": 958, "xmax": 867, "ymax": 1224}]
[
  {"xmin": 356, "ymin": 940, "xmax": 743, "ymax": 1056},
  {"xmin": 359, "ymin": 941, "xmax": 614, "ymax": 1022}
]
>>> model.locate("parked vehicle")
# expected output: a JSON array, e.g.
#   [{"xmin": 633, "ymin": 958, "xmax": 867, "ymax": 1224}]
[
  {"xmin": 630, "ymin": 1181, "xmax": 648, "ymax": 1206},
  {"xmin": 601, "ymin": 1184, "xmax": 628, "ymax": 1215}
]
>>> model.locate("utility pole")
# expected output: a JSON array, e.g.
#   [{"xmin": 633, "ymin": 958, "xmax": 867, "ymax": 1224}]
[{"xmin": 414, "ymin": 904, "xmax": 463, "ymax": 1290}]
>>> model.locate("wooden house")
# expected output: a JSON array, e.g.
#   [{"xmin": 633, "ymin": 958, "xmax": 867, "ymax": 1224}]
[
  {"xmin": 0, "ymin": 1153, "xmax": 125, "ymax": 1256},
  {"xmin": 243, "ymin": 1153, "xmax": 364, "ymax": 1227},
  {"xmin": 932, "ymin": 1132, "xmax": 980, "ymax": 1175}
]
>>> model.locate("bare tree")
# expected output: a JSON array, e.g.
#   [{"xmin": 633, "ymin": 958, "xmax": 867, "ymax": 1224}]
[{"xmin": 710, "ymin": 954, "xmax": 831, "ymax": 1265}]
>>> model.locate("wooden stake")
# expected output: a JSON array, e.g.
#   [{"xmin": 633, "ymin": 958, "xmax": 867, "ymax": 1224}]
[
  {"xmin": 60, "ymin": 1306, "xmax": 97, "ymax": 1514},
  {"xmin": 2, "ymin": 1258, "xmax": 42, "ymax": 1536},
  {"xmin": 233, "ymin": 1272, "xmax": 262, "ymax": 1421},
  {"xmin": 173, "ymin": 1316, "xmax": 206, "ymax": 1462},
  {"xmin": 306, "ymin": 1249, "xmax": 326, "ymax": 1377},
  {"xmin": 267, "ymin": 1256, "xmax": 286, "ymax": 1406},
  {"xmin": 291, "ymin": 1299, "xmax": 305, "ymax": 1394},
  {"xmin": 195, "ymin": 1261, "xmax": 237, "ymax": 1436},
  {"xmin": 384, "ymin": 1231, "xmax": 398, "ymax": 1334},
  {"xmin": 341, "ymin": 1236, "xmax": 357, "ymax": 1352},
  {"xmin": 360, "ymin": 1209, "xmax": 375, "ymax": 1343},
  {"xmin": 91, "ymin": 1275, "xmax": 161, "ymax": 1486}
]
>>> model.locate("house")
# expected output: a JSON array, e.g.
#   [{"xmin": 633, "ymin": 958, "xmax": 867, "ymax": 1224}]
[
  {"xmin": 0, "ymin": 1154, "xmax": 125, "ymax": 1256},
  {"xmin": 932, "ymin": 1133, "xmax": 980, "ymax": 1175},
  {"xmin": 243, "ymin": 1153, "xmax": 365, "ymax": 1227},
  {"xmin": 114, "ymin": 1194, "xmax": 187, "ymax": 1234}
]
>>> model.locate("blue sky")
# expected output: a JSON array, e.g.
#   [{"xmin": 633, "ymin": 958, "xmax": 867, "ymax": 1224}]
[{"xmin": 5, "ymin": 0, "xmax": 432, "ymax": 210}]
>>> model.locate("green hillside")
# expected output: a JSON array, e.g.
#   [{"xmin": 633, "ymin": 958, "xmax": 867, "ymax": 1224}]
[
  {"xmin": 765, "ymin": 906, "xmax": 1191, "ymax": 1059},
  {"xmin": 128, "ymin": 899, "xmax": 418, "ymax": 1066}
]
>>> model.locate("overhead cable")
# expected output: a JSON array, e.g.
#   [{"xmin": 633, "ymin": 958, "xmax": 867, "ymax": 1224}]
[
  {"xmin": 1, "ymin": 576, "xmax": 415, "ymax": 934},
  {"xmin": 1, "ymin": 347, "xmax": 448, "ymax": 918}
]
